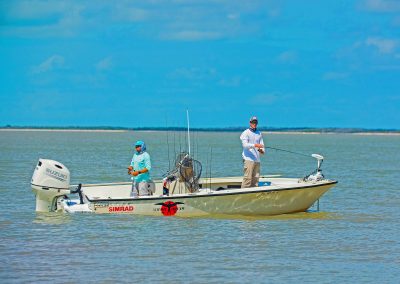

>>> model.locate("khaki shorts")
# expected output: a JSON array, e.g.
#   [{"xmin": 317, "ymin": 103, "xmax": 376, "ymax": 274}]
[{"xmin": 131, "ymin": 181, "xmax": 151, "ymax": 197}]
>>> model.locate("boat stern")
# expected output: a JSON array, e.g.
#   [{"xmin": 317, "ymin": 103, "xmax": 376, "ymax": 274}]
[{"xmin": 31, "ymin": 159, "xmax": 72, "ymax": 212}]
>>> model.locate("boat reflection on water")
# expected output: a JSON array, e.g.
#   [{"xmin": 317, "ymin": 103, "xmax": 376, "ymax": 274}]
[
  {"xmin": 33, "ymin": 212, "xmax": 72, "ymax": 225},
  {"xmin": 32, "ymin": 210, "xmax": 339, "ymax": 223},
  {"xmin": 189, "ymin": 211, "xmax": 340, "ymax": 221}
]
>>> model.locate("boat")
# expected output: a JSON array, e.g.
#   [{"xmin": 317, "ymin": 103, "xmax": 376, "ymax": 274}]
[{"xmin": 31, "ymin": 151, "xmax": 337, "ymax": 216}]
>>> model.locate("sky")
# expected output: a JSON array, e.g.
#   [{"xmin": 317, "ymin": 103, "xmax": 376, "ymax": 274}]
[{"xmin": 0, "ymin": 0, "xmax": 399, "ymax": 129}]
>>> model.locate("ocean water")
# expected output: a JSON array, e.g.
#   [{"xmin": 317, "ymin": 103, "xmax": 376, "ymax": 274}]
[{"xmin": 0, "ymin": 130, "xmax": 399, "ymax": 283}]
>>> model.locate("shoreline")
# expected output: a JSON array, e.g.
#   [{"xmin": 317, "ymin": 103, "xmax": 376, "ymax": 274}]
[
  {"xmin": 1, "ymin": 128, "xmax": 399, "ymax": 136},
  {"xmin": 264, "ymin": 131, "xmax": 400, "ymax": 136},
  {"xmin": 0, "ymin": 128, "xmax": 126, "ymax": 133}
]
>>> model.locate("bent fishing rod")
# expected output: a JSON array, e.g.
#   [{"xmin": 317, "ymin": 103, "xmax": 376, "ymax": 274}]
[{"xmin": 264, "ymin": 146, "xmax": 324, "ymax": 170}]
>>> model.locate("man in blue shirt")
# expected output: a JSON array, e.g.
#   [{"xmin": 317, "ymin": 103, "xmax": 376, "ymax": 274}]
[
  {"xmin": 240, "ymin": 116, "xmax": 265, "ymax": 188},
  {"xmin": 128, "ymin": 140, "xmax": 152, "ymax": 197}
]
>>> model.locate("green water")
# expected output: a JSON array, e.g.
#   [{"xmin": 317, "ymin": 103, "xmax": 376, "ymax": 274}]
[{"xmin": 0, "ymin": 131, "xmax": 399, "ymax": 283}]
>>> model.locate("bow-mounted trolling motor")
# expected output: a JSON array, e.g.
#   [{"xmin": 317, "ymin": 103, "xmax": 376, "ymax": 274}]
[
  {"xmin": 31, "ymin": 159, "xmax": 73, "ymax": 212},
  {"xmin": 303, "ymin": 154, "xmax": 325, "ymax": 182}
]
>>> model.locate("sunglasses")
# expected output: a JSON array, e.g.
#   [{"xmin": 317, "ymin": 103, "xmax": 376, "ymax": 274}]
[
  {"xmin": 250, "ymin": 121, "xmax": 258, "ymax": 124},
  {"xmin": 135, "ymin": 145, "xmax": 142, "ymax": 148}
]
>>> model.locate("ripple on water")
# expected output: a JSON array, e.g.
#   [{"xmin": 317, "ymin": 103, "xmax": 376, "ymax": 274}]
[{"xmin": 1, "ymin": 132, "xmax": 400, "ymax": 282}]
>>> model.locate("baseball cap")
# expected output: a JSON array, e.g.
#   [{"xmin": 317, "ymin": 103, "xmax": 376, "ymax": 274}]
[
  {"xmin": 249, "ymin": 116, "xmax": 258, "ymax": 122},
  {"xmin": 135, "ymin": 140, "xmax": 144, "ymax": 147}
]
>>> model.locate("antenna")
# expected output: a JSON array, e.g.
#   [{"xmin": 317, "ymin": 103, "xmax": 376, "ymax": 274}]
[
  {"xmin": 173, "ymin": 124, "xmax": 176, "ymax": 160},
  {"xmin": 165, "ymin": 116, "xmax": 171, "ymax": 171},
  {"xmin": 209, "ymin": 147, "xmax": 212, "ymax": 190},
  {"xmin": 186, "ymin": 109, "xmax": 191, "ymax": 156},
  {"xmin": 179, "ymin": 122, "xmax": 182, "ymax": 155}
]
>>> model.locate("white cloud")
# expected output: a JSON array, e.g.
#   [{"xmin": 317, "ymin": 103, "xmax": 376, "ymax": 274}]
[
  {"xmin": 113, "ymin": 5, "xmax": 150, "ymax": 22},
  {"xmin": 267, "ymin": 7, "xmax": 281, "ymax": 18},
  {"xmin": 1, "ymin": 1, "xmax": 85, "ymax": 38},
  {"xmin": 219, "ymin": 76, "xmax": 242, "ymax": 87},
  {"xmin": 393, "ymin": 16, "xmax": 400, "ymax": 26},
  {"xmin": 1, "ymin": 1, "xmax": 280, "ymax": 41},
  {"xmin": 32, "ymin": 55, "xmax": 65, "ymax": 74},
  {"xmin": 371, "ymin": 64, "xmax": 400, "ymax": 70},
  {"xmin": 252, "ymin": 93, "xmax": 282, "ymax": 105},
  {"xmin": 363, "ymin": 0, "xmax": 400, "ymax": 13},
  {"xmin": 161, "ymin": 30, "xmax": 222, "ymax": 41},
  {"xmin": 6, "ymin": 0, "xmax": 67, "ymax": 19},
  {"xmin": 277, "ymin": 51, "xmax": 297, "ymax": 64},
  {"xmin": 168, "ymin": 67, "xmax": 217, "ymax": 80},
  {"xmin": 366, "ymin": 37, "xmax": 398, "ymax": 54},
  {"xmin": 322, "ymin": 72, "xmax": 349, "ymax": 81},
  {"xmin": 227, "ymin": 13, "xmax": 240, "ymax": 20},
  {"xmin": 96, "ymin": 57, "xmax": 113, "ymax": 71},
  {"xmin": 335, "ymin": 41, "xmax": 363, "ymax": 59}
]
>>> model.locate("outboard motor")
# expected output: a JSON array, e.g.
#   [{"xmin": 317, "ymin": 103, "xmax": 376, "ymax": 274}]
[{"xmin": 31, "ymin": 159, "xmax": 71, "ymax": 212}]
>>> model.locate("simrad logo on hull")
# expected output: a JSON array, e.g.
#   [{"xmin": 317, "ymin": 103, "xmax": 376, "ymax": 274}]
[{"xmin": 109, "ymin": 205, "xmax": 134, "ymax": 212}]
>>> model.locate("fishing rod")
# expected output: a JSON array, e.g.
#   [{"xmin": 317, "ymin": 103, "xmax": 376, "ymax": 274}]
[
  {"xmin": 165, "ymin": 116, "xmax": 171, "ymax": 171},
  {"xmin": 265, "ymin": 146, "xmax": 311, "ymax": 158},
  {"xmin": 265, "ymin": 146, "xmax": 324, "ymax": 170},
  {"xmin": 186, "ymin": 109, "xmax": 191, "ymax": 156}
]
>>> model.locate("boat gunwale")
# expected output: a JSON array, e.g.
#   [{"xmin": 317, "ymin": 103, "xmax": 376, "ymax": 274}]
[
  {"xmin": 86, "ymin": 180, "xmax": 338, "ymax": 202},
  {"xmin": 71, "ymin": 175, "xmax": 283, "ymax": 188}
]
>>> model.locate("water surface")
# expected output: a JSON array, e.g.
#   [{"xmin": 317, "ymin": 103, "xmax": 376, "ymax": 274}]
[{"xmin": 0, "ymin": 131, "xmax": 399, "ymax": 283}]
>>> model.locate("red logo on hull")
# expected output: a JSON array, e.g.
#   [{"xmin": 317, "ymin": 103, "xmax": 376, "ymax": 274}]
[{"xmin": 155, "ymin": 201, "xmax": 184, "ymax": 216}]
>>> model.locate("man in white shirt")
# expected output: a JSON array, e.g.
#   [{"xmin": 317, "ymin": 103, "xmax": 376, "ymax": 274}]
[{"xmin": 240, "ymin": 116, "xmax": 265, "ymax": 188}]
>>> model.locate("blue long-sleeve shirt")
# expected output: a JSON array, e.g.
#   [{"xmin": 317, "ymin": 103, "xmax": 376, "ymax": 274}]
[{"xmin": 130, "ymin": 152, "xmax": 151, "ymax": 182}]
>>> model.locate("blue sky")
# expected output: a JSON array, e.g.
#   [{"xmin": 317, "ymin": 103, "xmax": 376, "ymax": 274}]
[{"xmin": 0, "ymin": 0, "xmax": 399, "ymax": 129}]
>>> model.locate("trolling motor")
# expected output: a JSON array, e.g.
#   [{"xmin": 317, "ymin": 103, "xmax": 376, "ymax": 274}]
[
  {"xmin": 312, "ymin": 154, "xmax": 324, "ymax": 170},
  {"xmin": 303, "ymin": 154, "xmax": 325, "ymax": 182}
]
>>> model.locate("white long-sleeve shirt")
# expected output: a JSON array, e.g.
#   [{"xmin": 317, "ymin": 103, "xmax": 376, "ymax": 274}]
[{"xmin": 240, "ymin": 128, "xmax": 264, "ymax": 162}]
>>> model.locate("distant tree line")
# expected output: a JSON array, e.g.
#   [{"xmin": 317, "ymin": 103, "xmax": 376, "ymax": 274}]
[{"xmin": 1, "ymin": 125, "xmax": 399, "ymax": 133}]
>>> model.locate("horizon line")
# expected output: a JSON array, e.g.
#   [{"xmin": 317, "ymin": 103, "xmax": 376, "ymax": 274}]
[{"xmin": 1, "ymin": 125, "xmax": 399, "ymax": 133}]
